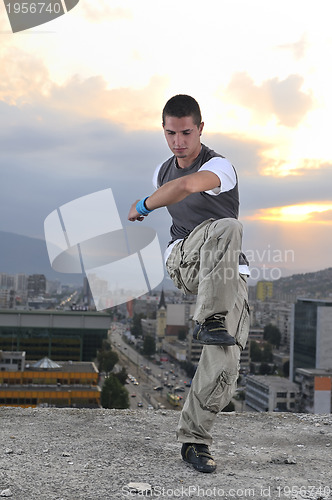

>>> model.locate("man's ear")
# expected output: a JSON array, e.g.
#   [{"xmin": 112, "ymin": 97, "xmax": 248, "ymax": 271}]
[{"xmin": 199, "ymin": 122, "xmax": 204, "ymax": 135}]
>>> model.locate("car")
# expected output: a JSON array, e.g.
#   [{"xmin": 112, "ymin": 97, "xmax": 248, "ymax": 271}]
[
  {"xmin": 174, "ymin": 386, "xmax": 185, "ymax": 392},
  {"xmin": 137, "ymin": 402, "xmax": 143, "ymax": 407},
  {"xmin": 147, "ymin": 405, "xmax": 154, "ymax": 410},
  {"xmin": 153, "ymin": 386, "xmax": 163, "ymax": 391},
  {"xmin": 130, "ymin": 393, "xmax": 136, "ymax": 397}
]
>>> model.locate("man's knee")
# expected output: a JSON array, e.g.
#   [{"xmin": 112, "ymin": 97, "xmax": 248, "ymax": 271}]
[
  {"xmin": 223, "ymin": 218, "xmax": 242, "ymax": 232},
  {"xmin": 210, "ymin": 219, "xmax": 243, "ymax": 254}
]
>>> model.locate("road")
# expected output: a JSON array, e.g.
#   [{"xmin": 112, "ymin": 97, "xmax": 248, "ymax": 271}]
[{"xmin": 109, "ymin": 323, "xmax": 190, "ymax": 411}]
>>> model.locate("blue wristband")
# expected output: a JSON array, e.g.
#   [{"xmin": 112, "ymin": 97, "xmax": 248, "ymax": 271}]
[{"xmin": 136, "ymin": 197, "xmax": 153, "ymax": 216}]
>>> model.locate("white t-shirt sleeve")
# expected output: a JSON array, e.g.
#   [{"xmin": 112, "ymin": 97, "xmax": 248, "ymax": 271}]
[
  {"xmin": 200, "ymin": 157, "xmax": 236, "ymax": 195},
  {"xmin": 152, "ymin": 164, "xmax": 162, "ymax": 189}
]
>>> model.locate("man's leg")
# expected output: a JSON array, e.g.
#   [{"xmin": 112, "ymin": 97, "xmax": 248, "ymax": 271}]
[
  {"xmin": 177, "ymin": 273, "xmax": 249, "ymax": 446},
  {"xmin": 177, "ymin": 344, "xmax": 241, "ymax": 445},
  {"xmin": 191, "ymin": 218, "xmax": 243, "ymax": 324},
  {"xmin": 166, "ymin": 219, "xmax": 249, "ymax": 470}
]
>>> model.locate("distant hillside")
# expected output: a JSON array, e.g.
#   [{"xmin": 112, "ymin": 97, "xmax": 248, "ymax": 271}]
[
  {"xmin": 0, "ymin": 231, "xmax": 81, "ymax": 285},
  {"xmin": 272, "ymin": 267, "xmax": 332, "ymax": 300},
  {"xmin": 1, "ymin": 231, "xmax": 331, "ymax": 298}
]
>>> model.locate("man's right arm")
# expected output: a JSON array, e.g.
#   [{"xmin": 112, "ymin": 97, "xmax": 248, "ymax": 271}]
[{"xmin": 128, "ymin": 170, "xmax": 220, "ymax": 221}]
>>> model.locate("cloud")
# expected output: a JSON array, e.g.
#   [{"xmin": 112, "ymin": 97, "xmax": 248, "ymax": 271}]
[
  {"xmin": 0, "ymin": 48, "xmax": 50, "ymax": 104},
  {"xmin": 226, "ymin": 72, "xmax": 314, "ymax": 127},
  {"xmin": 258, "ymin": 157, "xmax": 332, "ymax": 178},
  {"xmin": 0, "ymin": 46, "xmax": 168, "ymax": 130},
  {"xmin": 276, "ymin": 33, "xmax": 309, "ymax": 60},
  {"xmin": 42, "ymin": 73, "xmax": 169, "ymax": 129}
]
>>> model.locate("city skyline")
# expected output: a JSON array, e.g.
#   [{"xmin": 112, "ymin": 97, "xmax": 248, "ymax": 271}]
[{"xmin": 0, "ymin": 1, "xmax": 331, "ymax": 282}]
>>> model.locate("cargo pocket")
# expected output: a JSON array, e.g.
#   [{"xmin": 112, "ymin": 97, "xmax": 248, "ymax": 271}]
[
  {"xmin": 235, "ymin": 300, "xmax": 250, "ymax": 350},
  {"xmin": 166, "ymin": 244, "xmax": 199, "ymax": 294},
  {"xmin": 203, "ymin": 370, "xmax": 238, "ymax": 414}
]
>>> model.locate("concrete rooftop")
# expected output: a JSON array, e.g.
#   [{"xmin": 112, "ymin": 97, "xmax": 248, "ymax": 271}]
[{"xmin": 0, "ymin": 408, "xmax": 331, "ymax": 499}]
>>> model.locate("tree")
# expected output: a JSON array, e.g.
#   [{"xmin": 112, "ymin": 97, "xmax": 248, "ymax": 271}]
[
  {"xmin": 262, "ymin": 343, "xmax": 273, "ymax": 363},
  {"xmin": 131, "ymin": 313, "xmax": 144, "ymax": 338},
  {"xmin": 250, "ymin": 341, "xmax": 262, "ymax": 362},
  {"xmin": 263, "ymin": 324, "xmax": 281, "ymax": 348},
  {"xmin": 97, "ymin": 349, "xmax": 118, "ymax": 373},
  {"xmin": 179, "ymin": 360, "xmax": 197, "ymax": 379},
  {"xmin": 114, "ymin": 366, "xmax": 128, "ymax": 385},
  {"xmin": 143, "ymin": 335, "xmax": 156, "ymax": 356},
  {"xmin": 101, "ymin": 374, "xmax": 129, "ymax": 409},
  {"xmin": 259, "ymin": 363, "xmax": 271, "ymax": 375}
]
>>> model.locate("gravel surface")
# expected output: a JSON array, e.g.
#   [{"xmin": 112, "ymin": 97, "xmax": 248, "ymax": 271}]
[{"xmin": 0, "ymin": 408, "xmax": 331, "ymax": 499}]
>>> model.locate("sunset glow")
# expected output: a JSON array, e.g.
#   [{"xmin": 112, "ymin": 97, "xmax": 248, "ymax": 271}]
[{"xmin": 248, "ymin": 203, "xmax": 332, "ymax": 223}]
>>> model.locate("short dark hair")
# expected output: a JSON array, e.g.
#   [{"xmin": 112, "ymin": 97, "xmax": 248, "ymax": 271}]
[{"xmin": 162, "ymin": 94, "xmax": 202, "ymax": 127}]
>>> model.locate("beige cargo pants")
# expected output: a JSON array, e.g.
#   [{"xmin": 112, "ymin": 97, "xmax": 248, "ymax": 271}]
[{"xmin": 166, "ymin": 218, "xmax": 250, "ymax": 445}]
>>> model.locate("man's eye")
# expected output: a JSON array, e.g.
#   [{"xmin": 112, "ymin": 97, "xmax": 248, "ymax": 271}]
[{"xmin": 183, "ymin": 131, "xmax": 190, "ymax": 135}]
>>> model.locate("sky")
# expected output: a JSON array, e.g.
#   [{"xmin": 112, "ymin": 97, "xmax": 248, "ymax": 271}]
[{"xmin": 0, "ymin": 0, "xmax": 331, "ymax": 284}]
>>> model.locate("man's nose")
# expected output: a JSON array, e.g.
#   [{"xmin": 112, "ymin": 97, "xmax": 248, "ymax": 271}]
[{"xmin": 174, "ymin": 133, "xmax": 184, "ymax": 146}]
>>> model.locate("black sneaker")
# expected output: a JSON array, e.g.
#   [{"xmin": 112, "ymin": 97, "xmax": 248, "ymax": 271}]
[
  {"xmin": 192, "ymin": 315, "xmax": 236, "ymax": 346},
  {"xmin": 181, "ymin": 443, "xmax": 216, "ymax": 473}
]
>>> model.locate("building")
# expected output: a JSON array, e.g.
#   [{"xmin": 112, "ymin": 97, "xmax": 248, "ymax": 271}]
[
  {"xmin": 27, "ymin": 274, "xmax": 46, "ymax": 297},
  {"xmin": 156, "ymin": 290, "xmax": 167, "ymax": 350},
  {"xmin": 0, "ymin": 353, "xmax": 100, "ymax": 408},
  {"xmin": 141, "ymin": 318, "xmax": 156, "ymax": 338},
  {"xmin": 0, "ymin": 289, "xmax": 15, "ymax": 309},
  {"xmin": 295, "ymin": 367, "xmax": 332, "ymax": 414},
  {"xmin": 245, "ymin": 375, "xmax": 299, "ymax": 412},
  {"xmin": 0, "ymin": 350, "xmax": 26, "ymax": 372},
  {"xmin": 290, "ymin": 298, "xmax": 332, "ymax": 380},
  {"xmin": 0, "ymin": 309, "xmax": 111, "ymax": 361},
  {"xmin": 186, "ymin": 333, "xmax": 203, "ymax": 365},
  {"xmin": 162, "ymin": 339, "xmax": 187, "ymax": 362},
  {"xmin": 274, "ymin": 303, "xmax": 292, "ymax": 348},
  {"xmin": 256, "ymin": 281, "xmax": 273, "ymax": 301}
]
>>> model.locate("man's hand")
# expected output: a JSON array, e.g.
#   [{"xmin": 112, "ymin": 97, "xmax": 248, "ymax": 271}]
[{"xmin": 128, "ymin": 200, "xmax": 145, "ymax": 222}]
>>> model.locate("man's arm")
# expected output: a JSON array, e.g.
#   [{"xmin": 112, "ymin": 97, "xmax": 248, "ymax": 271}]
[{"xmin": 128, "ymin": 170, "xmax": 220, "ymax": 222}]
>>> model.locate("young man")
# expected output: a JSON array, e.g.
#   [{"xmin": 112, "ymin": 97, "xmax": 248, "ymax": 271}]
[{"xmin": 128, "ymin": 95, "xmax": 250, "ymax": 473}]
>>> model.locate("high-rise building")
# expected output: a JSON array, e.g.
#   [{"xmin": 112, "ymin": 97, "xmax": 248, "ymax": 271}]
[
  {"xmin": 290, "ymin": 298, "xmax": 332, "ymax": 380},
  {"xmin": 27, "ymin": 274, "xmax": 46, "ymax": 297},
  {"xmin": 14, "ymin": 274, "xmax": 27, "ymax": 293}
]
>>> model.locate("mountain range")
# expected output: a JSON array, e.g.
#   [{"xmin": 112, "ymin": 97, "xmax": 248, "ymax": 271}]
[{"xmin": 0, "ymin": 230, "xmax": 82, "ymax": 285}]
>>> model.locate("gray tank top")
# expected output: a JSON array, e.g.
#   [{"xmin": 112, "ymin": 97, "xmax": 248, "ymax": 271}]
[{"xmin": 157, "ymin": 144, "xmax": 239, "ymax": 243}]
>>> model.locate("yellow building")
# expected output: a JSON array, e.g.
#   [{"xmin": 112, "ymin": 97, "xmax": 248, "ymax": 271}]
[
  {"xmin": 256, "ymin": 281, "xmax": 273, "ymax": 301},
  {"xmin": 0, "ymin": 354, "xmax": 100, "ymax": 408}
]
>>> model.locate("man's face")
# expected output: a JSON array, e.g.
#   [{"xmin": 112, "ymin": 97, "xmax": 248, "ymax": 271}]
[{"xmin": 163, "ymin": 115, "xmax": 204, "ymax": 168}]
